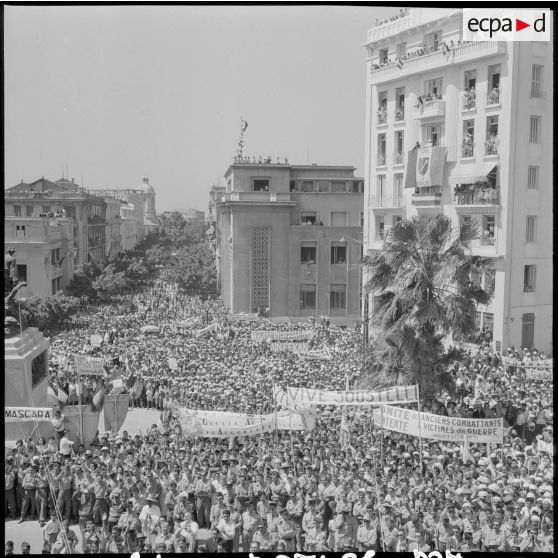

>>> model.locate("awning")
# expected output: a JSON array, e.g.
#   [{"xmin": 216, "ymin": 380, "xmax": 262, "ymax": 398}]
[{"xmin": 449, "ymin": 164, "xmax": 499, "ymax": 185}]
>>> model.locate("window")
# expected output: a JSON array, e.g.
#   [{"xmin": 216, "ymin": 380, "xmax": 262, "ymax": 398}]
[
  {"xmin": 360, "ymin": 212, "xmax": 364, "ymax": 226},
  {"xmin": 376, "ymin": 216, "xmax": 385, "ymax": 240},
  {"xmin": 377, "ymin": 134, "xmax": 386, "ymax": 165},
  {"xmin": 460, "ymin": 215, "xmax": 473, "ymax": 240},
  {"xmin": 394, "ymin": 131, "xmax": 404, "ymax": 164},
  {"xmin": 330, "ymin": 285, "xmax": 346, "ymax": 310},
  {"xmin": 395, "ymin": 87, "xmax": 405, "ymax": 120},
  {"xmin": 31, "ymin": 351, "xmax": 47, "ymax": 388},
  {"xmin": 377, "ymin": 175, "xmax": 386, "ymax": 207},
  {"xmin": 42, "ymin": 205, "xmax": 51, "ymax": 214},
  {"xmin": 524, "ymin": 265, "xmax": 536, "ymax": 292},
  {"xmin": 425, "ymin": 78, "xmax": 443, "ymax": 98},
  {"xmin": 481, "ymin": 215, "xmax": 496, "ymax": 245},
  {"xmin": 530, "ymin": 64, "xmax": 543, "ymax": 98},
  {"xmin": 529, "ymin": 116, "xmax": 540, "ymax": 143},
  {"xmin": 13, "ymin": 205, "xmax": 21, "ymax": 217},
  {"xmin": 484, "ymin": 268, "xmax": 496, "ymax": 295},
  {"xmin": 474, "ymin": 311, "xmax": 482, "ymax": 331},
  {"xmin": 378, "ymin": 92, "xmax": 388, "ymax": 124},
  {"xmin": 15, "ymin": 225, "xmax": 26, "ymax": 238},
  {"xmin": 487, "ymin": 65, "xmax": 501, "ymax": 104},
  {"xmin": 26, "ymin": 206, "xmax": 33, "ymax": 217},
  {"xmin": 317, "ymin": 180, "xmax": 330, "ymax": 193},
  {"xmin": 464, "ymin": 69, "xmax": 477, "ymax": 91},
  {"xmin": 526, "ymin": 215, "xmax": 537, "ymax": 242},
  {"xmin": 521, "ymin": 313, "xmax": 535, "ymax": 349},
  {"xmin": 379, "ymin": 48, "xmax": 389, "ymax": 64},
  {"xmin": 486, "ymin": 116, "xmax": 499, "ymax": 155},
  {"xmin": 331, "ymin": 243, "xmax": 347, "ymax": 264},
  {"xmin": 396, "ymin": 42, "xmax": 407, "ymax": 59},
  {"xmin": 394, "ymin": 174, "xmax": 404, "ymax": 206},
  {"xmin": 300, "ymin": 285, "xmax": 316, "ymax": 309},
  {"xmin": 483, "ymin": 312, "xmax": 494, "ymax": 333},
  {"xmin": 462, "ymin": 120, "xmax": 474, "ymax": 157},
  {"xmin": 331, "ymin": 182, "xmax": 347, "ymax": 193},
  {"xmin": 253, "ymin": 179, "xmax": 269, "ymax": 192},
  {"xmin": 426, "ymin": 125, "xmax": 441, "ymax": 146},
  {"xmin": 425, "ymin": 31, "xmax": 441, "ymax": 51},
  {"xmin": 16, "ymin": 264, "xmax": 27, "ymax": 283},
  {"xmin": 301, "ymin": 181, "xmax": 314, "ymax": 192},
  {"xmin": 52, "ymin": 277, "xmax": 61, "ymax": 295},
  {"xmin": 51, "ymin": 248, "xmax": 61, "ymax": 266},
  {"xmin": 330, "ymin": 211, "xmax": 348, "ymax": 227},
  {"xmin": 300, "ymin": 211, "xmax": 317, "ymax": 225},
  {"xmin": 527, "ymin": 166, "xmax": 539, "ymax": 189},
  {"xmin": 300, "ymin": 243, "xmax": 317, "ymax": 263},
  {"xmin": 289, "ymin": 180, "xmax": 296, "ymax": 192}
]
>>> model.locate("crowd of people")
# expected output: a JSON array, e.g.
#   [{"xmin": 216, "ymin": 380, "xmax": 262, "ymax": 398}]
[{"xmin": 5, "ymin": 280, "xmax": 554, "ymax": 553}]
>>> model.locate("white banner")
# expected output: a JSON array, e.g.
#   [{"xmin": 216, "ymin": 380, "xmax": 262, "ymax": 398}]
[
  {"xmin": 90, "ymin": 334, "xmax": 103, "ymax": 348},
  {"xmin": 168, "ymin": 358, "xmax": 178, "ymax": 370},
  {"xmin": 270, "ymin": 341, "xmax": 310, "ymax": 353},
  {"xmin": 502, "ymin": 356, "xmax": 553, "ymax": 370},
  {"xmin": 227, "ymin": 313, "xmax": 260, "ymax": 322},
  {"xmin": 175, "ymin": 407, "xmax": 315, "ymax": 438},
  {"xmin": 5, "ymin": 407, "xmax": 53, "ymax": 422},
  {"xmin": 251, "ymin": 330, "xmax": 314, "ymax": 342},
  {"xmin": 74, "ymin": 355, "xmax": 106, "ymax": 376},
  {"xmin": 285, "ymin": 385, "xmax": 419, "ymax": 407},
  {"xmin": 273, "ymin": 386, "xmax": 312, "ymax": 411},
  {"xmin": 372, "ymin": 404, "xmax": 503, "ymax": 444},
  {"xmin": 193, "ymin": 324, "xmax": 217, "ymax": 338}
]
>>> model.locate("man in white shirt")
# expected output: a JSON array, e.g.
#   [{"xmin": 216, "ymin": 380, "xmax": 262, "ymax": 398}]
[
  {"xmin": 59, "ymin": 431, "xmax": 74, "ymax": 457},
  {"xmin": 217, "ymin": 508, "xmax": 235, "ymax": 552},
  {"xmin": 139, "ymin": 495, "xmax": 161, "ymax": 547}
]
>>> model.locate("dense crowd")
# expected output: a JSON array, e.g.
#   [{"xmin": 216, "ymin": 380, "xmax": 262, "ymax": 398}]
[{"xmin": 5, "ymin": 282, "xmax": 554, "ymax": 554}]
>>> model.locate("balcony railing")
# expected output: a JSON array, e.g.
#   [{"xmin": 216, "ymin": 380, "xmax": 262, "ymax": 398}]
[
  {"xmin": 411, "ymin": 185, "xmax": 442, "ymax": 206},
  {"xmin": 414, "ymin": 98, "xmax": 445, "ymax": 120},
  {"xmin": 395, "ymin": 108, "xmax": 405, "ymax": 121},
  {"xmin": 393, "ymin": 152, "xmax": 404, "ymax": 165},
  {"xmin": 377, "ymin": 154, "xmax": 386, "ymax": 166},
  {"xmin": 462, "ymin": 90, "xmax": 476, "ymax": 110},
  {"xmin": 479, "ymin": 235, "xmax": 496, "ymax": 246},
  {"xmin": 454, "ymin": 184, "xmax": 499, "ymax": 205},
  {"xmin": 485, "ymin": 138, "xmax": 499, "ymax": 156},
  {"xmin": 486, "ymin": 87, "xmax": 501, "ymax": 106},
  {"xmin": 377, "ymin": 110, "xmax": 387, "ymax": 125}
]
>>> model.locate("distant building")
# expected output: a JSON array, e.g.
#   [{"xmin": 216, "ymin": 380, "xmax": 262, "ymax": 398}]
[
  {"xmin": 4, "ymin": 215, "xmax": 75, "ymax": 297},
  {"xmin": 5, "ymin": 177, "xmax": 108, "ymax": 269},
  {"xmin": 120, "ymin": 202, "xmax": 139, "ymax": 252},
  {"xmin": 363, "ymin": 7, "xmax": 553, "ymax": 351},
  {"xmin": 215, "ymin": 162, "xmax": 364, "ymax": 325}
]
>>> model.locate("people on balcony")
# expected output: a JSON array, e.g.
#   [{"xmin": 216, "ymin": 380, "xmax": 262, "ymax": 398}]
[
  {"xmin": 487, "ymin": 87, "xmax": 500, "ymax": 105},
  {"xmin": 485, "ymin": 134, "xmax": 499, "ymax": 155},
  {"xmin": 463, "ymin": 88, "xmax": 476, "ymax": 109}
]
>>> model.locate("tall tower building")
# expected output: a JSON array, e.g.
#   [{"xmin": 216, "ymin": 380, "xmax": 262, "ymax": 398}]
[{"xmin": 363, "ymin": 8, "xmax": 552, "ymax": 352}]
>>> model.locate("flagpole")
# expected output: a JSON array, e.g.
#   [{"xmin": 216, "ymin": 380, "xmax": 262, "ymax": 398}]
[
  {"xmin": 380, "ymin": 405, "xmax": 385, "ymax": 467},
  {"xmin": 417, "ymin": 387, "xmax": 424, "ymax": 472},
  {"xmin": 77, "ymin": 368, "xmax": 84, "ymax": 443},
  {"xmin": 273, "ymin": 382, "xmax": 279, "ymax": 453}
]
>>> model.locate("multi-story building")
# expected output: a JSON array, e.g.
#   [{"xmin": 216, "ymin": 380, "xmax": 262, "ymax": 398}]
[
  {"xmin": 215, "ymin": 162, "xmax": 364, "ymax": 324},
  {"xmin": 4, "ymin": 215, "xmax": 75, "ymax": 297},
  {"xmin": 5, "ymin": 178, "xmax": 108, "ymax": 270},
  {"xmin": 363, "ymin": 8, "xmax": 552, "ymax": 351},
  {"xmin": 120, "ymin": 202, "xmax": 139, "ymax": 252}
]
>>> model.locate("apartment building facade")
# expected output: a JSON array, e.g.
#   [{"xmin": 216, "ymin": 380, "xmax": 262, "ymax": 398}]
[
  {"xmin": 363, "ymin": 8, "xmax": 552, "ymax": 352},
  {"xmin": 216, "ymin": 162, "xmax": 364, "ymax": 324}
]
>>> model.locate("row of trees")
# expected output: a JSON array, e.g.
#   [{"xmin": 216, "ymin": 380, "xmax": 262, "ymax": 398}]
[
  {"xmin": 21, "ymin": 212, "xmax": 217, "ymax": 333},
  {"xmin": 360, "ymin": 215, "xmax": 492, "ymax": 398}
]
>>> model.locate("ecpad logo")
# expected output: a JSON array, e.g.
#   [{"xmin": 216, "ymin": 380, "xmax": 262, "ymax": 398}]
[{"xmin": 463, "ymin": 9, "xmax": 551, "ymax": 42}]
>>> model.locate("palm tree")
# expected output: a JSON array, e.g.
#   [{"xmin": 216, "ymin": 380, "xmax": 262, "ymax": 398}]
[{"xmin": 362, "ymin": 215, "xmax": 492, "ymax": 397}]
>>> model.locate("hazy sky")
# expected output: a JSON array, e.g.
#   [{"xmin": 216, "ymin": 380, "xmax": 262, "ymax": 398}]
[{"xmin": 5, "ymin": 4, "xmax": 395, "ymax": 212}]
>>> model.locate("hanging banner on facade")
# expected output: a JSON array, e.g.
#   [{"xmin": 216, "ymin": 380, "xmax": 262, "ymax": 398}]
[
  {"xmin": 372, "ymin": 404, "xmax": 503, "ymax": 444},
  {"xmin": 405, "ymin": 148, "xmax": 419, "ymax": 189},
  {"xmin": 5, "ymin": 407, "xmax": 53, "ymax": 422},
  {"xmin": 270, "ymin": 341, "xmax": 310, "ymax": 353},
  {"xmin": 284, "ymin": 385, "xmax": 419, "ymax": 407},
  {"xmin": 415, "ymin": 146, "xmax": 447, "ymax": 188},
  {"xmin": 73, "ymin": 355, "xmax": 106, "ymax": 375},
  {"xmin": 251, "ymin": 330, "xmax": 314, "ymax": 342}
]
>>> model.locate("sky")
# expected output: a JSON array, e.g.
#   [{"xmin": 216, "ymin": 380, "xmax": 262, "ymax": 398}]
[{"xmin": 4, "ymin": 4, "xmax": 396, "ymax": 213}]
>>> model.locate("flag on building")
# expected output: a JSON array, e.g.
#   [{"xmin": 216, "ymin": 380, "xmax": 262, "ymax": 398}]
[
  {"xmin": 91, "ymin": 379, "xmax": 105, "ymax": 411},
  {"xmin": 103, "ymin": 394, "xmax": 130, "ymax": 433},
  {"xmin": 47, "ymin": 379, "xmax": 58, "ymax": 406},
  {"xmin": 397, "ymin": 58, "xmax": 403, "ymax": 69},
  {"xmin": 415, "ymin": 146, "xmax": 447, "ymax": 188}
]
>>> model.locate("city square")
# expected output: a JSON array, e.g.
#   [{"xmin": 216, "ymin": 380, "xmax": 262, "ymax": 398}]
[{"xmin": 4, "ymin": 5, "xmax": 553, "ymax": 555}]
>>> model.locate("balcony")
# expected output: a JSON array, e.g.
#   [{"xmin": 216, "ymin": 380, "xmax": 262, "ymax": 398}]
[
  {"xmin": 377, "ymin": 110, "xmax": 388, "ymax": 126},
  {"xmin": 486, "ymin": 87, "xmax": 501, "ymax": 106},
  {"xmin": 454, "ymin": 184, "xmax": 499, "ymax": 206},
  {"xmin": 394, "ymin": 108, "xmax": 405, "ymax": 122},
  {"xmin": 411, "ymin": 186, "xmax": 442, "ymax": 206},
  {"xmin": 377, "ymin": 154, "xmax": 387, "ymax": 167},
  {"xmin": 484, "ymin": 138, "xmax": 499, "ymax": 157},
  {"xmin": 370, "ymin": 41, "xmax": 506, "ymax": 83},
  {"xmin": 414, "ymin": 98, "xmax": 445, "ymax": 120},
  {"xmin": 461, "ymin": 140, "xmax": 474, "ymax": 159},
  {"xmin": 462, "ymin": 90, "xmax": 476, "ymax": 111}
]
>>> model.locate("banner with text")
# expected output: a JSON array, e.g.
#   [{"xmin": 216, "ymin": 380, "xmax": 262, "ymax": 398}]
[
  {"xmin": 270, "ymin": 341, "xmax": 310, "ymax": 353},
  {"xmin": 285, "ymin": 385, "xmax": 419, "ymax": 407},
  {"xmin": 372, "ymin": 404, "xmax": 503, "ymax": 444},
  {"xmin": 251, "ymin": 330, "xmax": 314, "ymax": 342},
  {"xmin": 227, "ymin": 313, "xmax": 260, "ymax": 322},
  {"xmin": 73, "ymin": 355, "xmax": 107, "ymax": 376},
  {"xmin": 5, "ymin": 407, "xmax": 53, "ymax": 422}
]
